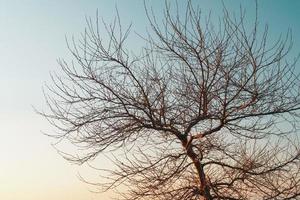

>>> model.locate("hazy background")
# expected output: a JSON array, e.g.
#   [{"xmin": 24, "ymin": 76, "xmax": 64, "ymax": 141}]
[{"xmin": 0, "ymin": 1, "xmax": 299, "ymax": 199}]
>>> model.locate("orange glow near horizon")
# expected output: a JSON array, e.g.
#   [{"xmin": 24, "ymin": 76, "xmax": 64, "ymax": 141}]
[{"xmin": 0, "ymin": 0, "xmax": 299, "ymax": 199}]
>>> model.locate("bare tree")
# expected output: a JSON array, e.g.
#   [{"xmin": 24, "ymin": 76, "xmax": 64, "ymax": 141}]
[{"xmin": 39, "ymin": 1, "xmax": 300, "ymax": 200}]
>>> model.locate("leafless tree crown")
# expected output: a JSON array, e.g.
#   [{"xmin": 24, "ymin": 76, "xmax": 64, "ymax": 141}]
[{"xmin": 40, "ymin": 1, "xmax": 300, "ymax": 200}]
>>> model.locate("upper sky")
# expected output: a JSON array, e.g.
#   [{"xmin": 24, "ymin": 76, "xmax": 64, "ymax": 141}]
[{"xmin": 0, "ymin": 1, "xmax": 299, "ymax": 200}]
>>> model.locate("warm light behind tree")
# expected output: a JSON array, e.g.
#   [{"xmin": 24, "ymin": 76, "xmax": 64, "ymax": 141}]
[{"xmin": 40, "ymin": 1, "xmax": 300, "ymax": 199}]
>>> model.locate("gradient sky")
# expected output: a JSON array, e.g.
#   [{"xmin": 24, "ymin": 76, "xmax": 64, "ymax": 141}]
[{"xmin": 0, "ymin": 1, "xmax": 299, "ymax": 200}]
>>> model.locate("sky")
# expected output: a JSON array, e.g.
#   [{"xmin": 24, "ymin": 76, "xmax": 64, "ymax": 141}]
[{"xmin": 0, "ymin": 1, "xmax": 299, "ymax": 200}]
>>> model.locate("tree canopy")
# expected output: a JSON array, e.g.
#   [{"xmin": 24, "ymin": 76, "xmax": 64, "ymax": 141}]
[{"xmin": 40, "ymin": 1, "xmax": 300, "ymax": 199}]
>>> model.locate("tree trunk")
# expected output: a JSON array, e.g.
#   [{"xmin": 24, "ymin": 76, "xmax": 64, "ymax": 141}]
[{"xmin": 183, "ymin": 139, "xmax": 213, "ymax": 200}]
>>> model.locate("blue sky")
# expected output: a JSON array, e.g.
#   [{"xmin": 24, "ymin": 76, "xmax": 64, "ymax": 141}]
[{"xmin": 0, "ymin": 1, "xmax": 299, "ymax": 200}]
